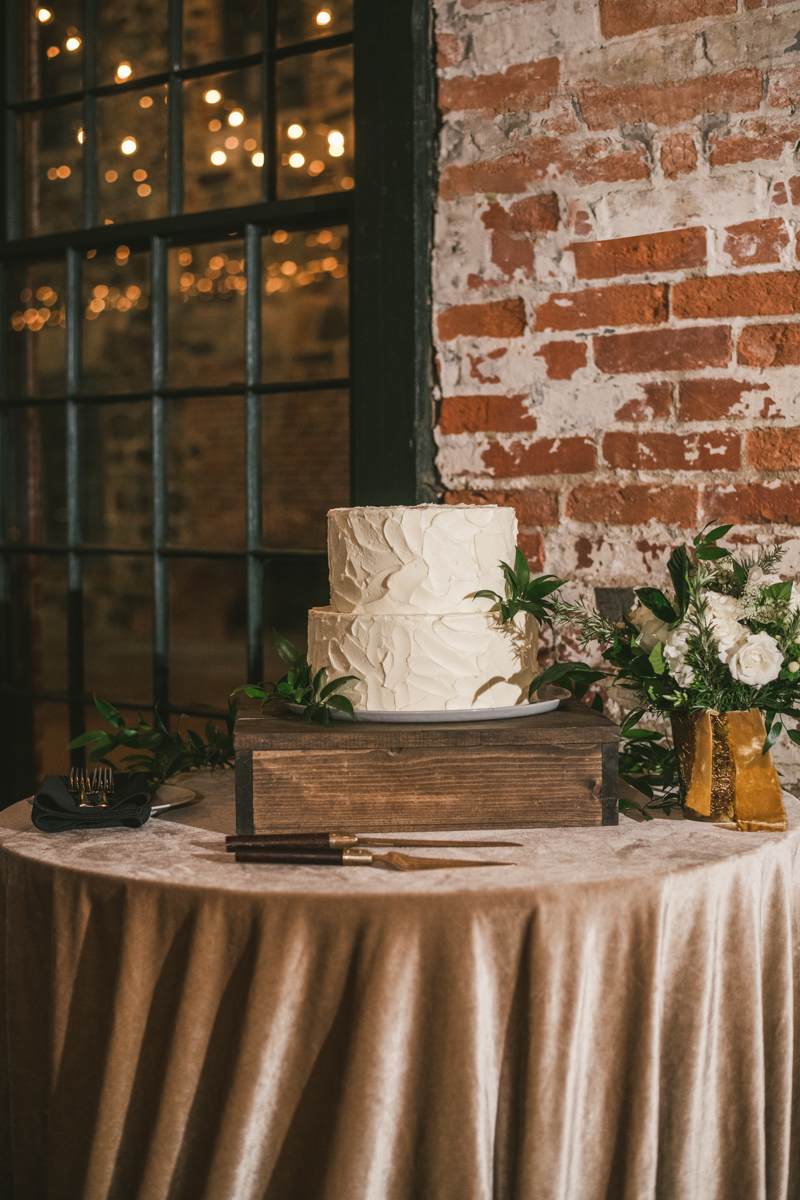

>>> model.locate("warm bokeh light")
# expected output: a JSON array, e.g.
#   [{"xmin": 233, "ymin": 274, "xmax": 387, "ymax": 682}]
[
  {"xmin": 139, "ymin": 95, "xmax": 153, "ymax": 108},
  {"xmin": 251, "ymin": 151, "xmax": 264, "ymax": 167},
  {"xmin": 208, "ymin": 119, "xmax": 222, "ymax": 131},
  {"xmin": 225, "ymin": 136, "xmax": 239, "ymax": 149},
  {"xmin": 341, "ymin": 176, "xmax": 354, "ymax": 190},
  {"xmin": 329, "ymin": 144, "xmax": 344, "ymax": 157},
  {"xmin": 137, "ymin": 184, "xmax": 151, "ymax": 196},
  {"xmin": 56, "ymin": 165, "xmax": 71, "ymax": 178},
  {"xmin": 133, "ymin": 168, "xmax": 147, "ymax": 181},
  {"xmin": 36, "ymin": 7, "xmax": 53, "ymax": 21},
  {"xmin": 120, "ymin": 137, "xmax": 137, "ymax": 154},
  {"xmin": 210, "ymin": 150, "xmax": 227, "ymax": 165},
  {"xmin": 204, "ymin": 89, "xmax": 222, "ymax": 104},
  {"xmin": 77, "ymin": 128, "xmax": 85, "ymax": 143},
  {"xmin": 178, "ymin": 250, "xmax": 192, "ymax": 266},
  {"xmin": 281, "ymin": 261, "xmax": 297, "ymax": 276},
  {"xmin": 316, "ymin": 9, "xmax": 332, "ymax": 25},
  {"xmin": 105, "ymin": 170, "xmax": 118, "ymax": 182},
  {"xmin": 244, "ymin": 138, "xmax": 256, "ymax": 151},
  {"xmin": 288, "ymin": 152, "xmax": 305, "ymax": 168},
  {"xmin": 328, "ymin": 130, "xmax": 344, "ymax": 146},
  {"xmin": 46, "ymin": 46, "xmax": 59, "ymax": 57},
  {"xmin": 228, "ymin": 111, "xmax": 244, "ymax": 127},
  {"xmin": 116, "ymin": 245, "xmax": 130, "ymax": 258},
  {"xmin": 287, "ymin": 124, "xmax": 305, "ymax": 140},
  {"xmin": 116, "ymin": 62, "xmax": 132, "ymax": 80},
  {"xmin": 65, "ymin": 36, "xmax": 81, "ymax": 51},
  {"xmin": 273, "ymin": 230, "xmax": 289, "ymax": 243},
  {"xmin": 308, "ymin": 160, "xmax": 325, "ymax": 175}
]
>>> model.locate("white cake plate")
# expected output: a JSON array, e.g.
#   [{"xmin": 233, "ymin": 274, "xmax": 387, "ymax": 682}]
[{"xmin": 286, "ymin": 685, "xmax": 570, "ymax": 724}]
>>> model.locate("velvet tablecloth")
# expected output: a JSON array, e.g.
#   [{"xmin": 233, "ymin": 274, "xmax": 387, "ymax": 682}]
[{"xmin": 1, "ymin": 779, "xmax": 799, "ymax": 1200}]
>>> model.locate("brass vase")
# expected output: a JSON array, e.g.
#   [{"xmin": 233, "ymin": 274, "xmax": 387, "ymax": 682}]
[{"xmin": 671, "ymin": 709, "xmax": 787, "ymax": 832}]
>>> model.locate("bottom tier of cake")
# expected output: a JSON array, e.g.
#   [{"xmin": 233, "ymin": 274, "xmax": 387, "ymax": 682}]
[{"xmin": 307, "ymin": 607, "xmax": 539, "ymax": 711}]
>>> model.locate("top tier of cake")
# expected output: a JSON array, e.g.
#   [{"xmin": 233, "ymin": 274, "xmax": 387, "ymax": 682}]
[{"xmin": 327, "ymin": 503, "xmax": 516, "ymax": 615}]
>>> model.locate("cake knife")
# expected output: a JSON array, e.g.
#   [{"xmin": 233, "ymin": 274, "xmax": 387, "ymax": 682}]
[
  {"xmin": 233, "ymin": 847, "xmax": 514, "ymax": 871},
  {"xmin": 226, "ymin": 832, "xmax": 522, "ymax": 850}
]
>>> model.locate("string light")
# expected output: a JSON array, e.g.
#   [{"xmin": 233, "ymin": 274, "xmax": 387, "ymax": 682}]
[
  {"xmin": 36, "ymin": 7, "xmax": 53, "ymax": 21},
  {"xmin": 308, "ymin": 160, "xmax": 324, "ymax": 175},
  {"xmin": 116, "ymin": 61, "xmax": 132, "ymax": 80},
  {"xmin": 46, "ymin": 46, "xmax": 59, "ymax": 57},
  {"xmin": 225, "ymin": 136, "xmax": 238, "ymax": 149},
  {"xmin": 288, "ymin": 152, "xmax": 305, "ymax": 168},
  {"xmin": 316, "ymin": 9, "xmax": 332, "ymax": 25},
  {"xmin": 204, "ymin": 89, "xmax": 222, "ymax": 104},
  {"xmin": 120, "ymin": 137, "xmax": 137, "ymax": 154},
  {"xmin": 244, "ymin": 138, "xmax": 256, "ymax": 151},
  {"xmin": 210, "ymin": 150, "xmax": 227, "ymax": 165},
  {"xmin": 251, "ymin": 151, "xmax": 264, "ymax": 167},
  {"xmin": 105, "ymin": 170, "xmax": 118, "ymax": 182},
  {"xmin": 133, "ymin": 168, "xmax": 147, "ymax": 181},
  {"xmin": 139, "ymin": 95, "xmax": 153, "ymax": 108},
  {"xmin": 228, "ymin": 111, "xmax": 244, "ymax": 126},
  {"xmin": 273, "ymin": 230, "xmax": 289, "ymax": 243},
  {"xmin": 328, "ymin": 130, "xmax": 344, "ymax": 157},
  {"xmin": 208, "ymin": 119, "xmax": 222, "ymax": 131},
  {"xmin": 65, "ymin": 36, "xmax": 81, "ymax": 51},
  {"xmin": 77, "ymin": 128, "xmax": 85, "ymax": 143},
  {"xmin": 341, "ymin": 176, "xmax": 354, "ymax": 189},
  {"xmin": 287, "ymin": 124, "xmax": 305, "ymax": 139},
  {"xmin": 137, "ymin": 184, "xmax": 151, "ymax": 196}
]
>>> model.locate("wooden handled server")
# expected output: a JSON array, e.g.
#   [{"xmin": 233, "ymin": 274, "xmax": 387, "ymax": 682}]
[
  {"xmin": 226, "ymin": 832, "xmax": 522, "ymax": 850},
  {"xmin": 233, "ymin": 847, "xmax": 515, "ymax": 871}
]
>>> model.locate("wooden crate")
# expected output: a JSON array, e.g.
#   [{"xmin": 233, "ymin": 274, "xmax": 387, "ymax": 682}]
[{"xmin": 234, "ymin": 699, "xmax": 620, "ymax": 833}]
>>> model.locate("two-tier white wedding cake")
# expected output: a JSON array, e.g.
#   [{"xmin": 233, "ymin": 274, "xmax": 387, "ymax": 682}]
[{"xmin": 307, "ymin": 504, "xmax": 538, "ymax": 711}]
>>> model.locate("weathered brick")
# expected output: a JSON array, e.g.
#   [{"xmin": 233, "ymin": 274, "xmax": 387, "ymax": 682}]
[
  {"xmin": 439, "ymin": 140, "xmax": 648, "ymax": 200},
  {"xmin": 603, "ymin": 430, "xmax": 740, "ymax": 471},
  {"xmin": 768, "ymin": 65, "xmax": 800, "ymax": 109},
  {"xmin": 490, "ymin": 230, "xmax": 534, "ymax": 277},
  {"xmin": 738, "ymin": 324, "xmax": 800, "ymax": 369},
  {"xmin": 438, "ymin": 58, "xmax": 559, "ymax": 116},
  {"xmin": 437, "ymin": 298, "xmax": 527, "ymax": 340},
  {"xmin": 577, "ymin": 69, "xmax": 762, "ymax": 132},
  {"xmin": 534, "ymin": 340, "xmax": 587, "ymax": 379},
  {"xmin": 703, "ymin": 482, "xmax": 800, "ymax": 524},
  {"xmin": 773, "ymin": 182, "xmax": 788, "ymax": 206},
  {"xmin": 518, "ymin": 531, "xmax": 545, "ymax": 571},
  {"xmin": 436, "ymin": 33, "xmax": 464, "ymax": 69},
  {"xmin": 460, "ymin": 0, "xmax": 548, "ymax": 8},
  {"xmin": 677, "ymin": 378, "xmax": 770, "ymax": 421},
  {"xmin": 660, "ymin": 132, "xmax": 698, "ymax": 180},
  {"xmin": 614, "ymin": 382, "xmax": 672, "ymax": 421},
  {"xmin": 444, "ymin": 487, "xmax": 560, "ymax": 526},
  {"xmin": 566, "ymin": 141, "xmax": 649, "ymax": 186},
  {"xmin": 481, "ymin": 193, "xmax": 560, "ymax": 233},
  {"xmin": 723, "ymin": 218, "xmax": 789, "ymax": 266},
  {"xmin": 599, "ymin": 0, "xmax": 735, "ymax": 40},
  {"xmin": 567, "ymin": 482, "xmax": 698, "ymax": 527},
  {"xmin": 438, "ymin": 394, "xmax": 536, "ymax": 435},
  {"xmin": 790, "ymin": 177, "xmax": 800, "ymax": 206},
  {"xmin": 594, "ymin": 326, "xmax": 732, "ymax": 374},
  {"xmin": 535, "ymin": 282, "xmax": 668, "ymax": 331},
  {"xmin": 440, "ymin": 151, "xmax": 549, "ymax": 200},
  {"xmin": 482, "ymin": 437, "xmax": 597, "ymax": 477},
  {"xmin": 673, "ymin": 272, "xmax": 800, "ymax": 319},
  {"xmin": 709, "ymin": 130, "xmax": 787, "ymax": 166},
  {"xmin": 571, "ymin": 228, "xmax": 706, "ymax": 280},
  {"xmin": 747, "ymin": 428, "xmax": 800, "ymax": 470}
]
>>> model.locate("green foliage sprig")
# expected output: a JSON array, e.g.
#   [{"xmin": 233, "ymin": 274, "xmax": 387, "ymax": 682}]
[
  {"xmin": 232, "ymin": 631, "xmax": 359, "ymax": 725},
  {"xmin": 475, "ymin": 548, "xmax": 565, "ymax": 629},
  {"xmin": 67, "ymin": 695, "xmax": 236, "ymax": 785}
]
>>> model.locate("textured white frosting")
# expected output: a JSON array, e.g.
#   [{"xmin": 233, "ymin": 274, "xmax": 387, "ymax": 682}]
[
  {"xmin": 307, "ymin": 607, "xmax": 539, "ymax": 712},
  {"xmin": 327, "ymin": 504, "xmax": 517, "ymax": 615}
]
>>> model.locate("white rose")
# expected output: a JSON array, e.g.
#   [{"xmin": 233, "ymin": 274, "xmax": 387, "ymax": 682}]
[
  {"xmin": 727, "ymin": 631, "xmax": 784, "ymax": 688},
  {"xmin": 789, "ymin": 582, "xmax": 800, "ymax": 614},
  {"xmin": 747, "ymin": 566, "xmax": 781, "ymax": 592},
  {"xmin": 704, "ymin": 590, "xmax": 742, "ymax": 622},
  {"xmin": 711, "ymin": 616, "xmax": 748, "ymax": 663},
  {"xmin": 630, "ymin": 603, "xmax": 670, "ymax": 652},
  {"xmin": 663, "ymin": 624, "xmax": 695, "ymax": 688}
]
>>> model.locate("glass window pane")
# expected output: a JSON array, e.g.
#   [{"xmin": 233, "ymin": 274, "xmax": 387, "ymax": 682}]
[
  {"xmin": 183, "ymin": 0, "xmax": 261, "ymax": 67},
  {"xmin": 80, "ymin": 402, "xmax": 152, "ymax": 548},
  {"xmin": 263, "ymin": 556, "xmax": 329, "ymax": 681},
  {"xmin": 262, "ymin": 389, "xmax": 349, "ymax": 550},
  {"xmin": 276, "ymin": 47, "xmax": 353, "ymax": 199},
  {"xmin": 262, "ymin": 225, "xmax": 348, "ymax": 383},
  {"xmin": 4, "ymin": 406, "xmax": 68, "ymax": 545},
  {"xmin": 7, "ymin": 554, "xmax": 68, "ymax": 691},
  {"xmin": 7, "ymin": 261, "xmax": 67, "ymax": 397},
  {"xmin": 97, "ymin": 0, "xmax": 168, "ymax": 87},
  {"xmin": 169, "ymin": 557, "xmax": 247, "ymax": 709},
  {"xmin": 98, "ymin": 86, "xmax": 169, "ymax": 224},
  {"xmin": 83, "ymin": 554, "xmax": 153, "ymax": 705},
  {"xmin": 34, "ymin": 702, "xmax": 72, "ymax": 782},
  {"xmin": 83, "ymin": 248, "xmax": 152, "ymax": 394},
  {"xmin": 20, "ymin": 103, "xmax": 83, "ymax": 236},
  {"xmin": 276, "ymin": 0, "xmax": 353, "ymax": 47},
  {"xmin": 168, "ymin": 239, "xmax": 245, "ymax": 386},
  {"xmin": 183, "ymin": 68, "xmax": 263, "ymax": 213},
  {"xmin": 167, "ymin": 396, "xmax": 246, "ymax": 551},
  {"xmin": 20, "ymin": 0, "xmax": 84, "ymax": 100}
]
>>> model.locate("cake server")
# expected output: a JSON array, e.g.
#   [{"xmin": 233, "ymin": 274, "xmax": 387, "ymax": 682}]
[
  {"xmin": 226, "ymin": 832, "xmax": 522, "ymax": 850},
  {"xmin": 233, "ymin": 847, "xmax": 514, "ymax": 871}
]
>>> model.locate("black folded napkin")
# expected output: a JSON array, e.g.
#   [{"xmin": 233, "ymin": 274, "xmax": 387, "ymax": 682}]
[{"xmin": 32, "ymin": 773, "xmax": 152, "ymax": 833}]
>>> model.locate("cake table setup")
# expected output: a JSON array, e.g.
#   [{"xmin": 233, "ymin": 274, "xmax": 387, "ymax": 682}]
[{"xmin": 1, "ymin": 504, "xmax": 800, "ymax": 1199}]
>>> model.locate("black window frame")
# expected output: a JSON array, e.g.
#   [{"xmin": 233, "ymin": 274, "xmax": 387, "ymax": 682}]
[{"xmin": 0, "ymin": 0, "xmax": 436, "ymax": 802}]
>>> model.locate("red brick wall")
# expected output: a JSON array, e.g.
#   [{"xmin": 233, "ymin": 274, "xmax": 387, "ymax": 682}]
[{"xmin": 433, "ymin": 0, "xmax": 800, "ymax": 593}]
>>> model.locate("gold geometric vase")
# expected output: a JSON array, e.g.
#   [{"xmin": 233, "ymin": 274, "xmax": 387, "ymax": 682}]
[{"xmin": 671, "ymin": 709, "xmax": 787, "ymax": 832}]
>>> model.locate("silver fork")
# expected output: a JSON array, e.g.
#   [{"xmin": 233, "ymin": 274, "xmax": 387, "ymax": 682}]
[{"xmin": 69, "ymin": 766, "xmax": 114, "ymax": 807}]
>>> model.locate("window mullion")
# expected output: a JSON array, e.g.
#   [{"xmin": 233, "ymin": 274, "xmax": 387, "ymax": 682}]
[
  {"xmin": 168, "ymin": 0, "xmax": 183, "ymax": 217},
  {"xmin": 65, "ymin": 246, "xmax": 85, "ymax": 758},
  {"xmin": 151, "ymin": 235, "xmax": 169, "ymax": 711},
  {"xmin": 245, "ymin": 222, "xmax": 262, "ymax": 684}
]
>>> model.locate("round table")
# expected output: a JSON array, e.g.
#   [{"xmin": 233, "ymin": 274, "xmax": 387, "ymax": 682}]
[{"xmin": 1, "ymin": 775, "xmax": 799, "ymax": 1200}]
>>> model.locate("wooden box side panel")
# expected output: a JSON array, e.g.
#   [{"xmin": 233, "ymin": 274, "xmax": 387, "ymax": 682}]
[{"xmin": 252, "ymin": 743, "xmax": 608, "ymax": 832}]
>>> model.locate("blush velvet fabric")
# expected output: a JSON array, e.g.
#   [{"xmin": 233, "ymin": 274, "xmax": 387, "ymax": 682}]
[{"xmin": 0, "ymin": 779, "xmax": 799, "ymax": 1200}]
